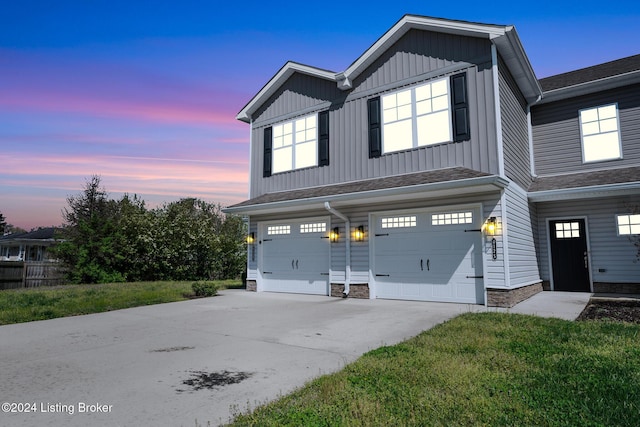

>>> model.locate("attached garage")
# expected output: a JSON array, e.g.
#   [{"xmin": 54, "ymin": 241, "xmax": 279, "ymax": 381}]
[
  {"xmin": 258, "ymin": 217, "xmax": 330, "ymax": 295},
  {"xmin": 372, "ymin": 206, "xmax": 484, "ymax": 304}
]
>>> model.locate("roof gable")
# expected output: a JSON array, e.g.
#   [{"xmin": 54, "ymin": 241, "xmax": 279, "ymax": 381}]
[{"xmin": 237, "ymin": 14, "xmax": 542, "ymax": 123}]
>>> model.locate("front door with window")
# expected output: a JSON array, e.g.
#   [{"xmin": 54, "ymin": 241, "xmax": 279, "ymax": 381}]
[{"xmin": 549, "ymin": 219, "xmax": 590, "ymax": 291}]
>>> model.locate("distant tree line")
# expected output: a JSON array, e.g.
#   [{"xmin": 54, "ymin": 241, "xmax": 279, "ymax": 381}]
[{"xmin": 53, "ymin": 176, "xmax": 246, "ymax": 284}]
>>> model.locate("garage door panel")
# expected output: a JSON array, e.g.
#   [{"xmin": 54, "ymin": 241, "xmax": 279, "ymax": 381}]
[
  {"xmin": 260, "ymin": 219, "xmax": 330, "ymax": 295},
  {"xmin": 373, "ymin": 208, "xmax": 484, "ymax": 304}
]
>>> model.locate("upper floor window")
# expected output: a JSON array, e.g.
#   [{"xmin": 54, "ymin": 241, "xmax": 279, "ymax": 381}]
[
  {"xmin": 263, "ymin": 111, "xmax": 329, "ymax": 177},
  {"xmin": 272, "ymin": 114, "xmax": 317, "ymax": 174},
  {"xmin": 381, "ymin": 78, "xmax": 452, "ymax": 154},
  {"xmin": 579, "ymin": 104, "xmax": 622, "ymax": 163},
  {"xmin": 368, "ymin": 73, "xmax": 469, "ymax": 159}
]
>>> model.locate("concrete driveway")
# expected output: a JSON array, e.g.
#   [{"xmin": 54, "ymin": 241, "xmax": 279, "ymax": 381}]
[{"xmin": 0, "ymin": 290, "xmax": 484, "ymax": 427}]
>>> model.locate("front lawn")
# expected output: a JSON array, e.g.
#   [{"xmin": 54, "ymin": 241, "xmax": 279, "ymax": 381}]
[
  {"xmin": 228, "ymin": 312, "xmax": 640, "ymax": 426},
  {"xmin": 0, "ymin": 280, "xmax": 242, "ymax": 325}
]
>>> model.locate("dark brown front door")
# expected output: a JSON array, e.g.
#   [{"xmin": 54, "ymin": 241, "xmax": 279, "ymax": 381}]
[{"xmin": 549, "ymin": 219, "xmax": 590, "ymax": 292}]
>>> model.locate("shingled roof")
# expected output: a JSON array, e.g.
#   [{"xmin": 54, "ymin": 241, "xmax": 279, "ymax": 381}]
[
  {"xmin": 528, "ymin": 166, "xmax": 640, "ymax": 199},
  {"xmin": 227, "ymin": 167, "xmax": 496, "ymax": 210},
  {"xmin": 539, "ymin": 54, "xmax": 640, "ymax": 92}
]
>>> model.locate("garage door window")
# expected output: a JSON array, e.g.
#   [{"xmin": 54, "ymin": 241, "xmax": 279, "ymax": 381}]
[
  {"xmin": 432, "ymin": 211, "xmax": 473, "ymax": 226},
  {"xmin": 300, "ymin": 223, "xmax": 327, "ymax": 233},
  {"xmin": 381, "ymin": 216, "xmax": 417, "ymax": 228},
  {"xmin": 267, "ymin": 225, "xmax": 291, "ymax": 235}
]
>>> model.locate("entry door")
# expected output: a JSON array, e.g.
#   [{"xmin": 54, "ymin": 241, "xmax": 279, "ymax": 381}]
[{"xmin": 549, "ymin": 219, "xmax": 590, "ymax": 291}]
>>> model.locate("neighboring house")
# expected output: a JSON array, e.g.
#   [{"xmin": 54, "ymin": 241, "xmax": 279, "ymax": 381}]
[
  {"xmin": 0, "ymin": 227, "xmax": 61, "ymax": 262},
  {"xmin": 224, "ymin": 15, "xmax": 640, "ymax": 307}
]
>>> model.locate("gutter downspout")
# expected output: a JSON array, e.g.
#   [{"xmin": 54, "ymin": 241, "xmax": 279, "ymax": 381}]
[{"xmin": 324, "ymin": 201, "xmax": 350, "ymax": 296}]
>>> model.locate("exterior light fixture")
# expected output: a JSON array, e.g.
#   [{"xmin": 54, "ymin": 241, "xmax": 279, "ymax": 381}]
[
  {"xmin": 354, "ymin": 225, "xmax": 365, "ymax": 241},
  {"xmin": 329, "ymin": 227, "xmax": 340, "ymax": 243},
  {"xmin": 486, "ymin": 217, "xmax": 497, "ymax": 236},
  {"xmin": 246, "ymin": 232, "xmax": 255, "ymax": 244}
]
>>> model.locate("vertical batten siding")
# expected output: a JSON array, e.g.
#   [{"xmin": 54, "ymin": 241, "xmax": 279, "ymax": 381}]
[
  {"xmin": 499, "ymin": 56, "xmax": 532, "ymax": 188},
  {"xmin": 248, "ymin": 29, "xmax": 500, "ymax": 199},
  {"xmin": 536, "ymin": 196, "xmax": 640, "ymax": 284},
  {"xmin": 505, "ymin": 184, "xmax": 541, "ymax": 286},
  {"xmin": 531, "ymin": 83, "xmax": 640, "ymax": 176}
]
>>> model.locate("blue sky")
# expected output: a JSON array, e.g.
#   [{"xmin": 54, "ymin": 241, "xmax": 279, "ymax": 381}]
[{"xmin": 1, "ymin": 1, "xmax": 638, "ymax": 229}]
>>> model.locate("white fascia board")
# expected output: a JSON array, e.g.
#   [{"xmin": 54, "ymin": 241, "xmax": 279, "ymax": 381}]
[
  {"xmin": 236, "ymin": 62, "xmax": 337, "ymax": 123},
  {"xmin": 223, "ymin": 175, "xmax": 509, "ymax": 216},
  {"xmin": 340, "ymin": 15, "xmax": 507, "ymax": 90},
  {"xmin": 537, "ymin": 70, "xmax": 640, "ymax": 105},
  {"xmin": 528, "ymin": 182, "xmax": 640, "ymax": 202},
  {"xmin": 492, "ymin": 27, "xmax": 542, "ymax": 104}
]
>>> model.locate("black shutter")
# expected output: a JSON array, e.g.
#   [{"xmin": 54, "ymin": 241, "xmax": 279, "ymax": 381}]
[
  {"xmin": 263, "ymin": 127, "xmax": 272, "ymax": 177},
  {"xmin": 318, "ymin": 110, "xmax": 330, "ymax": 166},
  {"xmin": 451, "ymin": 73, "xmax": 470, "ymax": 142},
  {"xmin": 368, "ymin": 97, "xmax": 382, "ymax": 158}
]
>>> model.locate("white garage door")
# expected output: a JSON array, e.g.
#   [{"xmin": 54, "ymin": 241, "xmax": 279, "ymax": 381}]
[
  {"xmin": 373, "ymin": 208, "xmax": 484, "ymax": 304},
  {"xmin": 259, "ymin": 218, "xmax": 330, "ymax": 295}
]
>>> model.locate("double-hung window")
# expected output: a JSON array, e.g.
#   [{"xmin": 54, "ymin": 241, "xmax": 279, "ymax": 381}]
[
  {"xmin": 381, "ymin": 78, "xmax": 452, "ymax": 154},
  {"xmin": 579, "ymin": 103, "xmax": 622, "ymax": 163},
  {"xmin": 272, "ymin": 114, "xmax": 317, "ymax": 174}
]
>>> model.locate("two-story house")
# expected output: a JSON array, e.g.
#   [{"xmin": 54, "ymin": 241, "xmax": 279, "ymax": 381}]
[{"xmin": 224, "ymin": 15, "xmax": 640, "ymax": 307}]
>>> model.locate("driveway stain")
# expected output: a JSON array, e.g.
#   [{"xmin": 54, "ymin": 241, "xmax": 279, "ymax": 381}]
[
  {"xmin": 150, "ymin": 346, "xmax": 196, "ymax": 352},
  {"xmin": 177, "ymin": 370, "xmax": 253, "ymax": 393}
]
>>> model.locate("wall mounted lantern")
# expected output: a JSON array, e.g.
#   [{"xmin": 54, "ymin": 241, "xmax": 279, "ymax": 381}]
[
  {"xmin": 354, "ymin": 225, "xmax": 365, "ymax": 242},
  {"xmin": 246, "ymin": 232, "xmax": 255, "ymax": 244},
  {"xmin": 485, "ymin": 217, "xmax": 497, "ymax": 236},
  {"xmin": 329, "ymin": 227, "xmax": 340, "ymax": 243}
]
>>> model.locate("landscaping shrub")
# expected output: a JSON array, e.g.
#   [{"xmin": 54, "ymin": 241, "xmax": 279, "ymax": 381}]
[{"xmin": 191, "ymin": 281, "xmax": 219, "ymax": 297}]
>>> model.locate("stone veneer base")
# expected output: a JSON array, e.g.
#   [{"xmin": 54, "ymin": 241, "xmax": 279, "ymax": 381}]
[
  {"xmin": 486, "ymin": 282, "xmax": 543, "ymax": 308},
  {"xmin": 331, "ymin": 283, "xmax": 370, "ymax": 299}
]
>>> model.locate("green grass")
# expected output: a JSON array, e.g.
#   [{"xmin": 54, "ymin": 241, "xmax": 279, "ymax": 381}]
[
  {"xmin": 0, "ymin": 279, "xmax": 242, "ymax": 325},
  {"xmin": 228, "ymin": 312, "xmax": 640, "ymax": 426}
]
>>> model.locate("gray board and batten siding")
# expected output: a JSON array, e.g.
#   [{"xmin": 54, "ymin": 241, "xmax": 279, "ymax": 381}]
[
  {"xmin": 248, "ymin": 29, "xmax": 501, "ymax": 199},
  {"xmin": 531, "ymin": 83, "xmax": 640, "ymax": 176}
]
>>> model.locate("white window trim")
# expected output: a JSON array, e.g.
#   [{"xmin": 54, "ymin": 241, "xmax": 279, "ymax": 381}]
[
  {"xmin": 616, "ymin": 214, "xmax": 640, "ymax": 236},
  {"xmin": 381, "ymin": 77, "xmax": 452, "ymax": 155},
  {"xmin": 579, "ymin": 103, "xmax": 623, "ymax": 164},
  {"xmin": 272, "ymin": 113, "xmax": 318, "ymax": 174}
]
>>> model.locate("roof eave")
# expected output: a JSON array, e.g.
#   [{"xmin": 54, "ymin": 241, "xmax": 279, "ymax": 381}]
[
  {"xmin": 236, "ymin": 62, "xmax": 337, "ymax": 123},
  {"xmin": 223, "ymin": 175, "xmax": 508, "ymax": 215},
  {"xmin": 537, "ymin": 70, "xmax": 640, "ymax": 105},
  {"xmin": 528, "ymin": 182, "xmax": 640, "ymax": 202},
  {"xmin": 492, "ymin": 28, "xmax": 543, "ymax": 104}
]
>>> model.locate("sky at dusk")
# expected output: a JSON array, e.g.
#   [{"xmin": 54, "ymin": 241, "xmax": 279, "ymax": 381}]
[{"xmin": 1, "ymin": 1, "xmax": 639, "ymax": 230}]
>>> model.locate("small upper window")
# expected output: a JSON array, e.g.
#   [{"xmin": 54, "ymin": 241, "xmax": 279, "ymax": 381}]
[
  {"xmin": 272, "ymin": 114, "xmax": 317, "ymax": 174},
  {"xmin": 555, "ymin": 222, "xmax": 580, "ymax": 239},
  {"xmin": 579, "ymin": 104, "xmax": 622, "ymax": 163},
  {"xmin": 617, "ymin": 214, "xmax": 640, "ymax": 235}
]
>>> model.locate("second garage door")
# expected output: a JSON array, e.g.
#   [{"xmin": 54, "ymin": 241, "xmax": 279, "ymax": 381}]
[
  {"xmin": 259, "ymin": 218, "xmax": 330, "ymax": 295},
  {"xmin": 372, "ymin": 207, "xmax": 484, "ymax": 304}
]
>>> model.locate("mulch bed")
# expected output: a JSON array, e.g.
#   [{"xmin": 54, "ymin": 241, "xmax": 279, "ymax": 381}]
[{"xmin": 576, "ymin": 299, "xmax": 640, "ymax": 324}]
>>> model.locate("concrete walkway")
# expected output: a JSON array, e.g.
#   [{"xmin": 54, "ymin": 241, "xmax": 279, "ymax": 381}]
[{"xmin": 0, "ymin": 290, "xmax": 590, "ymax": 427}]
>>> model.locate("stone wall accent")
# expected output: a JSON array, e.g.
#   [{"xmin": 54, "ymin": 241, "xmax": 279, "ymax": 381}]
[
  {"xmin": 486, "ymin": 282, "xmax": 543, "ymax": 308},
  {"xmin": 246, "ymin": 280, "xmax": 257, "ymax": 292},
  {"xmin": 593, "ymin": 282, "xmax": 640, "ymax": 294},
  {"xmin": 331, "ymin": 283, "xmax": 370, "ymax": 299}
]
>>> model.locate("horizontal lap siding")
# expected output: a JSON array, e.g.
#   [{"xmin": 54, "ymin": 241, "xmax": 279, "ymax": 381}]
[
  {"xmin": 249, "ymin": 30, "xmax": 498, "ymax": 199},
  {"xmin": 531, "ymin": 83, "xmax": 640, "ymax": 176},
  {"xmin": 505, "ymin": 185, "xmax": 540, "ymax": 286},
  {"xmin": 499, "ymin": 56, "xmax": 532, "ymax": 188},
  {"xmin": 536, "ymin": 196, "xmax": 640, "ymax": 283}
]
